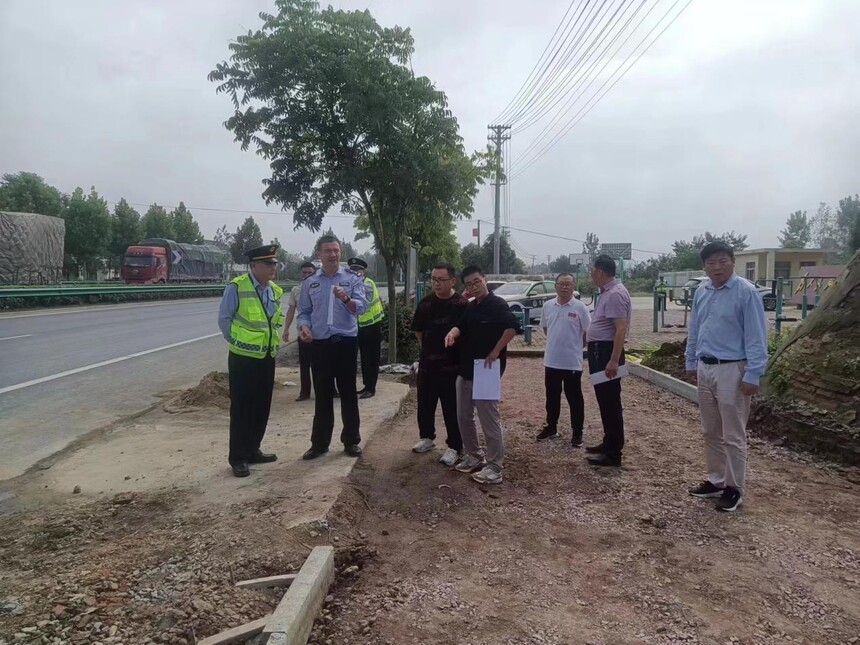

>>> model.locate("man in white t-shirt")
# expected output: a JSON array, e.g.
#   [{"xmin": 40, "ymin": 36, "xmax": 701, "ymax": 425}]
[{"xmin": 537, "ymin": 273, "xmax": 591, "ymax": 447}]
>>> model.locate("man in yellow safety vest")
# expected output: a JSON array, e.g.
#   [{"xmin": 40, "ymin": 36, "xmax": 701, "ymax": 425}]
[
  {"xmin": 217, "ymin": 244, "xmax": 286, "ymax": 478},
  {"xmin": 349, "ymin": 257, "xmax": 385, "ymax": 399}
]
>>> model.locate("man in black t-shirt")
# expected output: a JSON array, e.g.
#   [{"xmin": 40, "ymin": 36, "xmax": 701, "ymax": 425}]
[
  {"xmin": 411, "ymin": 263, "xmax": 469, "ymax": 466},
  {"xmin": 444, "ymin": 265, "xmax": 519, "ymax": 485}
]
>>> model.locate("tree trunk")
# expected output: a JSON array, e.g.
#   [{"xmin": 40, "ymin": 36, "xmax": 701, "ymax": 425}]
[
  {"xmin": 386, "ymin": 258, "xmax": 398, "ymax": 364},
  {"xmin": 765, "ymin": 249, "xmax": 860, "ymax": 427}
]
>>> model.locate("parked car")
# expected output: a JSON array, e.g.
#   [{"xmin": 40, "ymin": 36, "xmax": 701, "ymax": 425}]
[
  {"xmin": 673, "ymin": 277, "xmax": 777, "ymax": 311},
  {"xmin": 491, "ymin": 280, "xmax": 580, "ymax": 322}
]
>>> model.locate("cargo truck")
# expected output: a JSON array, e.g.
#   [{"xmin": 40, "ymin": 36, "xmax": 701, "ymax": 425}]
[{"xmin": 121, "ymin": 238, "xmax": 231, "ymax": 284}]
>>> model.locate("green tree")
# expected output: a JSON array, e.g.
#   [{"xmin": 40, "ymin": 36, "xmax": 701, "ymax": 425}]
[
  {"xmin": 141, "ymin": 204, "xmax": 174, "ymax": 240},
  {"xmin": 549, "ymin": 254, "xmax": 572, "ymax": 274},
  {"xmin": 460, "ymin": 242, "xmax": 486, "ymax": 270},
  {"xmin": 62, "ymin": 187, "xmax": 111, "ymax": 279},
  {"xmin": 109, "ymin": 198, "xmax": 142, "ymax": 267},
  {"xmin": 213, "ymin": 224, "xmax": 234, "ymax": 249},
  {"xmin": 582, "ymin": 232, "xmax": 600, "ymax": 261},
  {"xmin": 836, "ymin": 194, "xmax": 860, "ymax": 255},
  {"xmin": 210, "ymin": 1, "xmax": 485, "ymax": 361},
  {"xmin": 170, "ymin": 202, "xmax": 204, "ymax": 244},
  {"xmin": 0, "ymin": 172, "xmax": 65, "ymax": 216},
  {"xmin": 779, "ymin": 210, "xmax": 811, "ymax": 248},
  {"xmin": 231, "ymin": 216, "xmax": 263, "ymax": 263}
]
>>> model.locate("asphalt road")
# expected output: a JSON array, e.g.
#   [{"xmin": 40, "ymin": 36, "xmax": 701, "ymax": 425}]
[{"xmin": 0, "ymin": 299, "xmax": 231, "ymax": 481}]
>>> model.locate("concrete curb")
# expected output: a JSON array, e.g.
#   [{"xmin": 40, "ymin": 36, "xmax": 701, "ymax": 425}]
[
  {"xmin": 628, "ymin": 363, "xmax": 698, "ymax": 404},
  {"xmin": 263, "ymin": 545, "xmax": 335, "ymax": 644}
]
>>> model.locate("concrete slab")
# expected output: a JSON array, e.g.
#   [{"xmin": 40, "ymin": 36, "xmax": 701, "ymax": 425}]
[
  {"xmin": 628, "ymin": 363, "xmax": 698, "ymax": 404},
  {"xmin": 199, "ymin": 615, "xmax": 270, "ymax": 645},
  {"xmin": 236, "ymin": 574, "xmax": 297, "ymax": 590},
  {"xmin": 264, "ymin": 546, "xmax": 334, "ymax": 645},
  {"xmin": 16, "ymin": 369, "xmax": 409, "ymax": 524}
]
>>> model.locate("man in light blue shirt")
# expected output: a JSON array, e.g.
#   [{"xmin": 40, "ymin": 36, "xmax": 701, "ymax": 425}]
[
  {"xmin": 297, "ymin": 235, "xmax": 368, "ymax": 461},
  {"xmin": 685, "ymin": 241, "xmax": 768, "ymax": 512}
]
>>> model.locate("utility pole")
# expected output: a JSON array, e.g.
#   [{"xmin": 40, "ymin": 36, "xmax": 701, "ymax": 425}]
[
  {"xmin": 487, "ymin": 124, "xmax": 511, "ymax": 274},
  {"xmin": 477, "ymin": 219, "xmax": 481, "ymax": 247}
]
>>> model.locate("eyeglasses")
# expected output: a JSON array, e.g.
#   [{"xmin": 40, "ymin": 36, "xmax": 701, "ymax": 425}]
[
  {"xmin": 704, "ymin": 258, "xmax": 732, "ymax": 268},
  {"xmin": 430, "ymin": 277, "xmax": 453, "ymax": 283},
  {"xmin": 464, "ymin": 279, "xmax": 484, "ymax": 289}
]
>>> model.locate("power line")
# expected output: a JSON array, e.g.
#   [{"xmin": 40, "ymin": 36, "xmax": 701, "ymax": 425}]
[
  {"xmin": 512, "ymin": 0, "xmax": 647, "ymax": 135},
  {"xmin": 511, "ymin": 0, "xmax": 694, "ymax": 179},
  {"xmin": 490, "ymin": 0, "xmax": 583, "ymax": 125},
  {"xmin": 495, "ymin": 0, "xmax": 601, "ymax": 127},
  {"xmin": 103, "ymin": 200, "xmax": 357, "ymax": 220},
  {"xmin": 470, "ymin": 218, "xmax": 668, "ymax": 255}
]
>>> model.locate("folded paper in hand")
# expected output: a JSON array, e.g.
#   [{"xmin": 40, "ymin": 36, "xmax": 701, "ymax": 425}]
[
  {"xmin": 590, "ymin": 363, "xmax": 629, "ymax": 385},
  {"xmin": 472, "ymin": 359, "xmax": 501, "ymax": 400}
]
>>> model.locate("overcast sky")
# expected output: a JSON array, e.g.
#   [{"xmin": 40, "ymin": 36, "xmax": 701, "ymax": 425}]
[{"xmin": 1, "ymin": 0, "xmax": 858, "ymax": 263}]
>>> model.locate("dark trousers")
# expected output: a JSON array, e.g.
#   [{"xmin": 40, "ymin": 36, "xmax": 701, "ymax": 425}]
[
  {"xmin": 228, "ymin": 352, "xmax": 275, "ymax": 465},
  {"xmin": 417, "ymin": 369, "xmax": 462, "ymax": 451},
  {"xmin": 587, "ymin": 341, "xmax": 626, "ymax": 459},
  {"xmin": 357, "ymin": 322, "xmax": 382, "ymax": 392},
  {"xmin": 298, "ymin": 339, "xmax": 313, "ymax": 397},
  {"xmin": 310, "ymin": 336, "xmax": 361, "ymax": 449},
  {"xmin": 544, "ymin": 367, "xmax": 584, "ymax": 437}
]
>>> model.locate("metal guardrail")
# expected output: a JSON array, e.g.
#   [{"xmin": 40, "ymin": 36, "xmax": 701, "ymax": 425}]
[{"xmin": 0, "ymin": 282, "xmax": 298, "ymax": 300}]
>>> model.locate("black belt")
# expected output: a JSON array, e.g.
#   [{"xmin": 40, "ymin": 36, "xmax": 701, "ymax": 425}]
[
  {"xmin": 699, "ymin": 356, "xmax": 744, "ymax": 365},
  {"xmin": 313, "ymin": 334, "xmax": 354, "ymax": 344}
]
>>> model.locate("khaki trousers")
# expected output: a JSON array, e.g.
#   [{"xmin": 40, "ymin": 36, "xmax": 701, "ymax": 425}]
[
  {"xmin": 456, "ymin": 376, "xmax": 504, "ymax": 469},
  {"xmin": 697, "ymin": 361, "xmax": 752, "ymax": 494}
]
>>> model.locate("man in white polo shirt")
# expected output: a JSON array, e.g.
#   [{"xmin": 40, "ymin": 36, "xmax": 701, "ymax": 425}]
[{"xmin": 537, "ymin": 273, "xmax": 591, "ymax": 447}]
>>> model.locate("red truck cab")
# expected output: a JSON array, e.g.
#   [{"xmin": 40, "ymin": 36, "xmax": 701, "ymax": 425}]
[{"xmin": 121, "ymin": 246, "xmax": 168, "ymax": 284}]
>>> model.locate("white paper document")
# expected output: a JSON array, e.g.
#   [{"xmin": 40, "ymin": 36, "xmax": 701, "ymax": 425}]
[
  {"xmin": 472, "ymin": 359, "xmax": 502, "ymax": 400},
  {"xmin": 590, "ymin": 363, "xmax": 629, "ymax": 385}
]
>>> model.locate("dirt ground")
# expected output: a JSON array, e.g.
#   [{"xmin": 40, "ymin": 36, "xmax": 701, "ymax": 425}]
[
  {"xmin": 314, "ymin": 357, "xmax": 860, "ymax": 645},
  {"xmin": 2, "ymin": 358, "xmax": 859, "ymax": 645}
]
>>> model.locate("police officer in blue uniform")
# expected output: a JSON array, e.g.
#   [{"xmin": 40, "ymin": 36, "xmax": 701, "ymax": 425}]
[
  {"xmin": 297, "ymin": 235, "xmax": 368, "ymax": 460},
  {"xmin": 217, "ymin": 244, "xmax": 285, "ymax": 477}
]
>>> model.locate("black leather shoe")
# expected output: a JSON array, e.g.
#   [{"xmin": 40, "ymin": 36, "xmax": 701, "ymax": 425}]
[
  {"xmin": 231, "ymin": 462, "xmax": 250, "ymax": 477},
  {"xmin": 249, "ymin": 451, "xmax": 277, "ymax": 464},
  {"xmin": 587, "ymin": 454, "xmax": 621, "ymax": 468},
  {"xmin": 585, "ymin": 444, "xmax": 605, "ymax": 454},
  {"xmin": 571, "ymin": 434, "xmax": 584, "ymax": 448},
  {"xmin": 295, "ymin": 394, "xmax": 311, "ymax": 402},
  {"xmin": 359, "ymin": 390, "xmax": 375, "ymax": 400},
  {"xmin": 302, "ymin": 447, "xmax": 329, "ymax": 460},
  {"xmin": 357, "ymin": 387, "xmax": 367, "ymax": 395},
  {"xmin": 344, "ymin": 444, "xmax": 363, "ymax": 457}
]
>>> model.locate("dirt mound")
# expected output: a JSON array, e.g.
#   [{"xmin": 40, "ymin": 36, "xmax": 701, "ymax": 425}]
[
  {"xmin": 641, "ymin": 339, "xmax": 695, "ymax": 384},
  {"xmin": 164, "ymin": 371, "xmax": 230, "ymax": 413}
]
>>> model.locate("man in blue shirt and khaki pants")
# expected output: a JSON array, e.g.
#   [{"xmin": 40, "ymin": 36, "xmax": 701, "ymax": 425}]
[{"xmin": 685, "ymin": 241, "xmax": 768, "ymax": 512}]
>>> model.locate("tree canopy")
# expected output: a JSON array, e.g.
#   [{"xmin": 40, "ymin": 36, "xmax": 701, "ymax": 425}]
[
  {"xmin": 62, "ymin": 187, "xmax": 111, "ymax": 278},
  {"xmin": 209, "ymin": 0, "xmax": 486, "ymax": 359},
  {"xmin": 170, "ymin": 202, "xmax": 204, "ymax": 244},
  {"xmin": 460, "ymin": 232, "xmax": 526, "ymax": 275},
  {"xmin": 779, "ymin": 210, "xmax": 811, "ymax": 248},
  {"xmin": 109, "ymin": 199, "xmax": 142, "ymax": 263},
  {"xmin": 141, "ymin": 204, "xmax": 174, "ymax": 240},
  {"xmin": 230, "ymin": 216, "xmax": 263, "ymax": 263},
  {"xmin": 0, "ymin": 172, "xmax": 65, "ymax": 216}
]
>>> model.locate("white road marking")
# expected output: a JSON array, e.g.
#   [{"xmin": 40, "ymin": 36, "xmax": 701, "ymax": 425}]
[
  {"xmin": 0, "ymin": 332, "xmax": 221, "ymax": 396},
  {"xmin": 0, "ymin": 334, "xmax": 32, "ymax": 341},
  {"xmin": 0, "ymin": 298, "xmax": 221, "ymax": 320}
]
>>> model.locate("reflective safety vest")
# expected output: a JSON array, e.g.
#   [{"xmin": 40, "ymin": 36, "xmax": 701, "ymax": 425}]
[
  {"xmin": 228, "ymin": 274, "xmax": 285, "ymax": 359},
  {"xmin": 358, "ymin": 277, "xmax": 384, "ymax": 328}
]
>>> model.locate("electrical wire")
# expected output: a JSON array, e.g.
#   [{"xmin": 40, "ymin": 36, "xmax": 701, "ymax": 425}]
[{"xmin": 510, "ymin": 0, "xmax": 694, "ymax": 179}]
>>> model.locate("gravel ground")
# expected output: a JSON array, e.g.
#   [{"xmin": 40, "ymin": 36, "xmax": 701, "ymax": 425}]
[
  {"xmin": 2, "ymin": 357, "xmax": 858, "ymax": 645},
  {"xmin": 313, "ymin": 357, "xmax": 860, "ymax": 645}
]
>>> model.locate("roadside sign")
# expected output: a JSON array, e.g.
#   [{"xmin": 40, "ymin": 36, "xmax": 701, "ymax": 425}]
[{"xmin": 599, "ymin": 243, "xmax": 632, "ymax": 260}]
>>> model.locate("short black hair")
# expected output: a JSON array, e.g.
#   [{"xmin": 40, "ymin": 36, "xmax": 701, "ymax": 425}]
[
  {"xmin": 461, "ymin": 265, "xmax": 484, "ymax": 280},
  {"xmin": 432, "ymin": 262, "xmax": 456, "ymax": 278},
  {"xmin": 300, "ymin": 261, "xmax": 315, "ymax": 270},
  {"xmin": 555, "ymin": 272, "xmax": 575, "ymax": 284},
  {"xmin": 592, "ymin": 255, "xmax": 616, "ymax": 276},
  {"xmin": 700, "ymin": 241, "xmax": 734, "ymax": 263},
  {"xmin": 315, "ymin": 234, "xmax": 340, "ymax": 251}
]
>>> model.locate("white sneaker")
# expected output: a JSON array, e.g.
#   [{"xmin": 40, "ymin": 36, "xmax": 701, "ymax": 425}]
[
  {"xmin": 472, "ymin": 465, "xmax": 503, "ymax": 485},
  {"xmin": 454, "ymin": 454, "xmax": 485, "ymax": 473},
  {"xmin": 412, "ymin": 438, "xmax": 436, "ymax": 453},
  {"xmin": 439, "ymin": 448, "xmax": 460, "ymax": 466}
]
